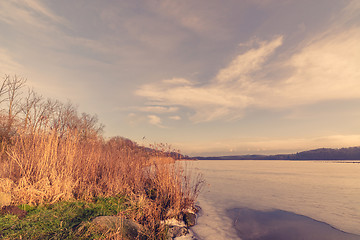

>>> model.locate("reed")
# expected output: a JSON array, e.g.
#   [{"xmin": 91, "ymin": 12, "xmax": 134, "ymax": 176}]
[
  {"xmin": 0, "ymin": 75, "xmax": 203, "ymax": 238},
  {"xmin": 1, "ymin": 128, "xmax": 203, "ymax": 238},
  {"xmin": 2, "ymin": 128, "xmax": 201, "ymax": 206}
]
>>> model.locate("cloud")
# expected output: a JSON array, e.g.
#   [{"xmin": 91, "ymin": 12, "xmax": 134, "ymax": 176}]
[
  {"xmin": 146, "ymin": 0, "xmax": 214, "ymax": 34},
  {"xmin": 136, "ymin": 23, "xmax": 360, "ymax": 122},
  {"xmin": 0, "ymin": 48, "xmax": 23, "ymax": 75},
  {"xmin": 147, "ymin": 115, "xmax": 166, "ymax": 128},
  {"xmin": 136, "ymin": 106, "xmax": 178, "ymax": 113},
  {"xmin": 216, "ymin": 36, "xmax": 283, "ymax": 83},
  {"xmin": 0, "ymin": 0, "xmax": 68, "ymax": 29},
  {"xmin": 23, "ymin": 0, "xmax": 67, "ymax": 25},
  {"xmin": 169, "ymin": 115, "xmax": 181, "ymax": 120},
  {"xmin": 136, "ymin": 36, "xmax": 284, "ymax": 122},
  {"xmin": 269, "ymin": 27, "xmax": 360, "ymax": 107},
  {"xmin": 336, "ymin": 0, "xmax": 360, "ymax": 27},
  {"xmin": 127, "ymin": 113, "xmax": 168, "ymax": 128}
]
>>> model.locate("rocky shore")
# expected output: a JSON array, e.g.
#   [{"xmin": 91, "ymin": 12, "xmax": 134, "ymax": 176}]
[
  {"xmin": 88, "ymin": 206, "xmax": 200, "ymax": 239},
  {"xmin": 1, "ymin": 182, "xmax": 200, "ymax": 240}
]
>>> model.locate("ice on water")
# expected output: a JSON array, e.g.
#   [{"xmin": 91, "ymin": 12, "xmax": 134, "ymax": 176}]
[{"xmin": 188, "ymin": 160, "xmax": 360, "ymax": 239}]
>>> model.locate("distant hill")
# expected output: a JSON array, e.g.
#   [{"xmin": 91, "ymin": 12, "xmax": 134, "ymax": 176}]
[{"xmin": 194, "ymin": 147, "xmax": 360, "ymax": 160}]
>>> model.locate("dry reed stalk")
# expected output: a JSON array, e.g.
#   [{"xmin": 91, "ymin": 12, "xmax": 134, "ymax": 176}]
[
  {"xmin": 0, "ymin": 76, "xmax": 204, "ymax": 239},
  {"xmin": 0, "ymin": 126, "xmax": 203, "ymax": 239}
]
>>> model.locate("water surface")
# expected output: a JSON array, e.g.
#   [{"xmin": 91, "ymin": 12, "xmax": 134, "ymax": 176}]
[
  {"xmin": 189, "ymin": 160, "xmax": 360, "ymax": 240},
  {"xmin": 228, "ymin": 208, "xmax": 360, "ymax": 240}
]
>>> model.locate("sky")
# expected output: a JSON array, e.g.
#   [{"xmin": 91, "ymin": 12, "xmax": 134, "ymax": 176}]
[{"xmin": 1, "ymin": 0, "xmax": 360, "ymax": 156}]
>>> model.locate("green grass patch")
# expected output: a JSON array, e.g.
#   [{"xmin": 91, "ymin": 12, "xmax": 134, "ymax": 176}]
[{"xmin": 0, "ymin": 195, "xmax": 129, "ymax": 240}]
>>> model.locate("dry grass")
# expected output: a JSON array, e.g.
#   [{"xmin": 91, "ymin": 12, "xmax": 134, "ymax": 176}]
[
  {"xmin": 0, "ymin": 128, "xmax": 203, "ymax": 239},
  {"xmin": 1, "ymin": 129, "xmax": 202, "ymax": 204},
  {"xmin": 0, "ymin": 75, "xmax": 204, "ymax": 238}
]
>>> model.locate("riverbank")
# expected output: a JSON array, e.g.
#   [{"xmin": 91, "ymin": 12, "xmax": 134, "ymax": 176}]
[
  {"xmin": 0, "ymin": 77, "xmax": 203, "ymax": 239},
  {"xmin": 0, "ymin": 194, "xmax": 200, "ymax": 239}
]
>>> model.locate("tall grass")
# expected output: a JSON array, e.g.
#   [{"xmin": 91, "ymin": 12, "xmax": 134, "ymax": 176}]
[
  {"xmin": 0, "ymin": 75, "xmax": 203, "ymax": 239},
  {"xmin": 1, "ymin": 128, "xmax": 201, "ymax": 206},
  {"xmin": 1, "ymin": 128, "xmax": 203, "ymax": 238}
]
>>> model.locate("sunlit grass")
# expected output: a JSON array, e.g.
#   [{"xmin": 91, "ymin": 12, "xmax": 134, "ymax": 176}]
[
  {"xmin": 0, "ymin": 75, "xmax": 203, "ymax": 239},
  {"xmin": 0, "ymin": 196, "xmax": 129, "ymax": 239}
]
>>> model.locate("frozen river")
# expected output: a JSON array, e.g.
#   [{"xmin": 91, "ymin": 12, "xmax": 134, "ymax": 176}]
[{"xmin": 188, "ymin": 160, "xmax": 360, "ymax": 240}]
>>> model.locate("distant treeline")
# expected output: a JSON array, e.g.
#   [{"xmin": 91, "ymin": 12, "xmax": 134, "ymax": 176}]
[{"xmin": 195, "ymin": 147, "xmax": 360, "ymax": 160}]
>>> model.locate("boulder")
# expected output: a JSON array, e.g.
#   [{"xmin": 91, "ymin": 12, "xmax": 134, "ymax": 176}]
[
  {"xmin": 163, "ymin": 218, "xmax": 190, "ymax": 239},
  {"xmin": 122, "ymin": 218, "xmax": 146, "ymax": 239},
  {"xmin": 167, "ymin": 225, "xmax": 189, "ymax": 238},
  {"xmin": 173, "ymin": 230, "xmax": 198, "ymax": 240},
  {"xmin": 92, "ymin": 216, "xmax": 146, "ymax": 239},
  {"xmin": 183, "ymin": 212, "xmax": 196, "ymax": 227},
  {"xmin": 92, "ymin": 216, "xmax": 121, "ymax": 229}
]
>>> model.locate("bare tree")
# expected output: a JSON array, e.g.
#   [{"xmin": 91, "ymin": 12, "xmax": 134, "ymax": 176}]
[
  {"xmin": 21, "ymin": 88, "xmax": 43, "ymax": 131},
  {"xmin": 7, "ymin": 75, "xmax": 26, "ymax": 119},
  {"xmin": 0, "ymin": 75, "xmax": 9, "ymax": 105},
  {"xmin": 50, "ymin": 101, "xmax": 78, "ymax": 137},
  {"xmin": 78, "ymin": 112, "xmax": 104, "ymax": 140},
  {"xmin": 0, "ymin": 75, "xmax": 26, "ymax": 141},
  {"xmin": 0, "ymin": 75, "xmax": 104, "ymax": 141},
  {"xmin": 20, "ymin": 90, "xmax": 60, "ymax": 132}
]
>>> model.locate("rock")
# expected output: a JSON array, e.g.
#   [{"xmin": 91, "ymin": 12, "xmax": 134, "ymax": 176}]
[
  {"xmin": 122, "ymin": 218, "xmax": 146, "ymax": 239},
  {"xmin": 163, "ymin": 210, "xmax": 198, "ymax": 239},
  {"xmin": 0, "ymin": 205, "xmax": 27, "ymax": 219},
  {"xmin": 183, "ymin": 212, "xmax": 196, "ymax": 227},
  {"xmin": 162, "ymin": 218, "xmax": 189, "ymax": 239},
  {"xmin": 92, "ymin": 216, "xmax": 121, "ymax": 229},
  {"xmin": 174, "ymin": 229, "xmax": 198, "ymax": 240},
  {"xmin": 193, "ymin": 205, "xmax": 201, "ymax": 213},
  {"xmin": 92, "ymin": 216, "xmax": 146, "ymax": 239},
  {"xmin": 0, "ymin": 192, "xmax": 11, "ymax": 207},
  {"xmin": 167, "ymin": 225, "xmax": 189, "ymax": 238},
  {"xmin": 163, "ymin": 218, "xmax": 186, "ymax": 227}
]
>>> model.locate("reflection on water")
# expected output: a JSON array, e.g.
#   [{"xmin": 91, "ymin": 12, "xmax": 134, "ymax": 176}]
[
  {"xmin": 228, "ymin": 208, "xmax": 360, "ymax": 240},
  {"xmin": 189, "ymin": 160, "xmax": 360, "ymax": 240}
]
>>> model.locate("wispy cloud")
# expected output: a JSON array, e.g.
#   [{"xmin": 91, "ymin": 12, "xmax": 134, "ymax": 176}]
[
  {"xmin": 336, "ymin": 0, "xmax": 360, "ymax": 27},
  {"xmin": 0, "ymin": 0, "xmax": 68, "ymax": 29},
  {"xmin": 127, "ymin": 112, "xmax": 167, "ymax": 128},
  {"xmin": 0, "ymin": 48, "xmax": 23, "ymax": 75},
  {"xmin": 147, "ymin": 115, "xmax": 166, "ymax": 128},
  {"xmin": 136, "ymin": 36, "xmax": 285, "ymax": 122},
  {"xmin": 136, "ymin": 106, "xmax": 179, "ymax": 114},
  {"xmin": 277, "ymin": 28, "xmax": 360, "ymax": 106},
  {"xmin": 23, "ymin": 0, "xmax": 67, "ymax": 25},
  {"xmin": 146, "ymin": 0, "xmax": 216, "ymax": 35},
  {"xmin": 216, "ymin": 36, "xmax": 283, "ymax": 83},
  {"xmin": 136, "ymin": 22, "xmax": 360, "ymax": 122},
  {"xmin": 169, "ymin": 115, "xmax": 181, "ymax": 120},
  {"xmin": 0, "ymin": 1, "xmax": 118, "ymax": 58}
]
